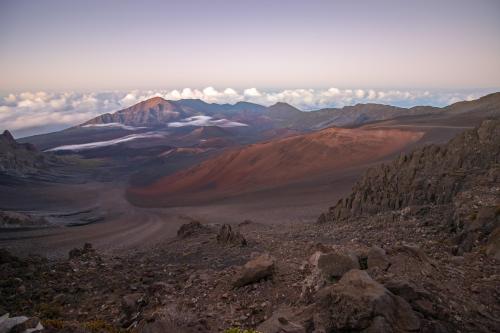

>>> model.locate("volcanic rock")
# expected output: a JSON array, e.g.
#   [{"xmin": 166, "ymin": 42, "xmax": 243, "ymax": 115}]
[
  {"xmin": 367, "ymin": 246, "xmax": 390, "ymax": 271},
  {"xmin": 312, "ymin": 269, "xmax": 420, "ymax": 332},
  {"xmin": 0, "ymin": 313, "xmax": 43, "ymax": 333},
  {"xmin": 256, "ymin": 308, "xmax": 306, "ymax": 333},
  {"xmin": 321, "ymin": 120, "xmax": 500, "ymax": 234},
  {"xmin": 233, "ymin": 253, "xmax": 275, "ymax": 287},
  {"xmin": 310, "ymin": 248, "xmax": 359, "ymax": 281},
  {"xmin": 0, "ymin": 130, "xmax": 60, "ymax": 177},
  {"xmin": 68, "ymin": 243, "xmax": 95, "ymax": 260},
  {"xmin": 177, "ymin": 221, "xmax": 211, "ymax": 239},
  {"xmin": 216, "ymin": 224, "xmax": 247, "ymax": 246},
  {"xmin": 386, "ymin": 245, "xmax": 435, "ymax": 277}
]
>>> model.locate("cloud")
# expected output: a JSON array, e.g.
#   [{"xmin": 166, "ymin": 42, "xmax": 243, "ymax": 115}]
[
  {"xmin": 244, "ymin": 88, "xmax": 262, "ymax": 97},
  {"xmin": 0, "ymin": 87, "xmax": 494, "ymax": 137},
  {"xmin": 82, "ymin": 123, "xmax": 145, "ymax": 130},
  {"xmin": 168, "ymin": 115, "xmax": 248, "ymax": 128},
  {"xmin": 47, "ymin": 132, "xmax": 166, "ymax": 152}
]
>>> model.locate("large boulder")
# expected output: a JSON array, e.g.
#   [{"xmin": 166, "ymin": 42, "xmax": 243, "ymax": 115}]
[
  {"xmin": 302, "ymin": 248, "xmax": 360, "ymax": 299},
  {"xmin": 233, "ymin": 253, "xmax": 275, "ymax": 288},
  {"xmin": 367, "ymin": 246, "xmax": 390, "ymax": 271},
  {"xmin": 0, "ymin": 313, "xmax": 43, "ymax": 333},
  {"xmin": 309, "ymin": 248, "xmax": 360, "ymax": 281},
  {"xmin": 312, "ymin": 269, "xmax": 421, "ymax": 332}
]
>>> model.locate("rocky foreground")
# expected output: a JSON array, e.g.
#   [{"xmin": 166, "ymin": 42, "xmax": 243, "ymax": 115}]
[{"xmin": 1, "ymin": 120, "xmax": 499, "ymax": 333}]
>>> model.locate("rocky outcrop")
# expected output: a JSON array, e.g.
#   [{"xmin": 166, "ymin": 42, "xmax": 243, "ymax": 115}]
[
  {"xmin": 216, "ymin": 224, "xmax": 247, "ymax": 247},
  {"xmin": 177, "ymin": 221, "xmax": 211, "ymax": 239},
  {"xmin": 0, "ymin": 130, "xmax": 61, "ymax": 177},
  {"xmin": 320, "ymin": 119, "xmax": 500, "ymax": 256},
  {"xmin": 0, "ymin": 211, "xmax": 49, "ymax": 228}
]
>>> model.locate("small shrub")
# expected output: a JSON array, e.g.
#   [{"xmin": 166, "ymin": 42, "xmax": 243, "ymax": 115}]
[
  {"xmin": 224, "ymin": 328, "xmax": 261, "ymax": 333},
  {"xmin": 42, "ymin": 319, "xmax": 66, "ymax": 329},
  {"xmin": 358, "ymin": 256, "xmax": 368, "ymax": 270},
  {"xmin": 35, "ymin": 303, "xmax": 62, "ymax": 319},
  {"xmin": 42, "ymin": 319, "xmax": 124, "ymax": 333},
  {"xmin": 83, "ymin": 320, "xmax": 122, "ymax": 333}
]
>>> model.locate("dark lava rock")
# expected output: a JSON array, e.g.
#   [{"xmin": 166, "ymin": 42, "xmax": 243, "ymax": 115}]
[
  {"xmin": 234, "ymin": 253, "xmax": 275, "ymax": 288},
  {"xmin": 320, "ymin": 120, "xmax": 500, "ymax": 227},
  {"xmin": 68, "ymin": 243, "xmax": 95, "ymax": 259},
  {"xmin": 312, "ymin": 269, "xmax": 421, "ymax": 332},
  {"xmin": 216, "ymin": 224, "xmax": 247, "ymax": 246},
  {"xmin": 367, "ymin": 246, "xmax": 390, "ymax": 271},
  {"xmin": 177, "ymin": 221, "xmax": 211, "ymax": 239}
]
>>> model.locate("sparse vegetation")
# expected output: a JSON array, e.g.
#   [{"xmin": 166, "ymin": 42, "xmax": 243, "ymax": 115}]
[
  {"xmin": 42, "ymin": 319, "xmax": 124, "ymax": 333},
  {"xmin": 224, "ymin": 328, "xmax": 261, "ymax": 333},
  {"xmin": 35, "ymin": 302, "xmax": 62, "ymax": 319}
]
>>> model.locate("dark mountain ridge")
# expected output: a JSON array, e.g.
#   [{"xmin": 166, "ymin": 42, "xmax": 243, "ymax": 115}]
[{"xmin": 0, "ymin": 130, "xmax": 61, "ymax": 178}]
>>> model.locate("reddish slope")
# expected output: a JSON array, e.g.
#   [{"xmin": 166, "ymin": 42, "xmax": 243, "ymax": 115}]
[{"xmin": 128, "ymin": 127, "xmax": 424, "ymax": 206}]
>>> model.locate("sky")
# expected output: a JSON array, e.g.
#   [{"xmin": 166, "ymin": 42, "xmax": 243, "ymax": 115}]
[{"xmin": 1, "ymin": 0, "xmax": 500, "ymax": 136}]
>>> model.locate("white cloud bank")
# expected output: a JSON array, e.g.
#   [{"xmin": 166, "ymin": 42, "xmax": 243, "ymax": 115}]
[
  {"xmin": 47, "ymin": 132, "xmax": 165, "ymax": 152},
  {"xmin": 168, "ymin": 116, "xmax": 247, "ymax": 128},
  {"xmin": 82, "ymin": 123, "xmax": 145, "ymax": 131},
  {"xmin": 0, "ymin": 88, "xmax": 494, "ymax": 137}
]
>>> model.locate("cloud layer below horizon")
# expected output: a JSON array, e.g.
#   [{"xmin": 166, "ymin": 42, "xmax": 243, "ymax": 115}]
[{"xmin": 0, "ymin": 87, "xmax": 495, "ymax": 137}]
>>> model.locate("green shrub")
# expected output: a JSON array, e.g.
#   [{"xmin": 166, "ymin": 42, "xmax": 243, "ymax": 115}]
[{"xmin": 224, "ymin": 328, "xmax": 261, "ymax": 333}]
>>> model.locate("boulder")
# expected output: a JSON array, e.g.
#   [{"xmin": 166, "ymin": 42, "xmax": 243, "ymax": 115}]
[
  {"xmin": 233, "ymin": 253, "xmax": 275, "ymax": 287},
  {"xmin": 216, "ymin": 224, "xmax": 247, "ymax": 246},
  {"xmin": 302, "ymin": 248, "xmax": 360, "ymax": 299},
  {"xmin": 387, "ymin": 244, "xmax": 435, "ymax": 277},
  {"xmin": 10, "ymin": 317, "xmax": 43, "ymax": 333},
  {"xmin": 310, "ymin": 249, "xmax": 360, "ymax": 281},
  {"xmin": 312, "ymin": 269, "xmax": 420, "ymax": 332},
  {"xmin": 383, "ymin": 279, "xmax": 423, "ymax": 302},
  {"xmin": 367, "ymin": 246, "xmax": 390, "ymax": 270},
  {"xmin": 0, "ymin": 313, "xmax": 43, "ymax": 333}
]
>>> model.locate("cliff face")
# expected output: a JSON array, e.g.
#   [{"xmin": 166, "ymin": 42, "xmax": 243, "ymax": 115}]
[
  {"xmin": 0, "ymin": 130, "xmax": 60, "ymax": 177},
  {"xmin": 319, "ymin": 119, "xmax": 500, "ymax": 256}
]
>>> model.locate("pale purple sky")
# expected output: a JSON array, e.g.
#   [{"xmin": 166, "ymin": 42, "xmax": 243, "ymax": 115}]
[
  {"xmin": 1, "ymin": 0, "xmax": 500, "ymax": 137},
  {"xmin": 1, "ymin": 0, "xmax": 499, "ymax": 91}
]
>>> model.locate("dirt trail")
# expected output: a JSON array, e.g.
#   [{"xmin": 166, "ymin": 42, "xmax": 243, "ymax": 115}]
[{"xmin": 0, "ymin": 164, "xmax": 361, "ymax": 258}]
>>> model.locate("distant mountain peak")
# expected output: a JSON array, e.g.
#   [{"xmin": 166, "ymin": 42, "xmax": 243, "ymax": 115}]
[
  {"xmin": 270, "ymin": 102, "xmax": 295, "ymax": 107},
  {"xmin": 1, "ymin": 130, "xmax": 15, "ymax": 142},
  {"xmin": 139, "ymin": 96, "xmax": 169, "ymax": 108}
]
